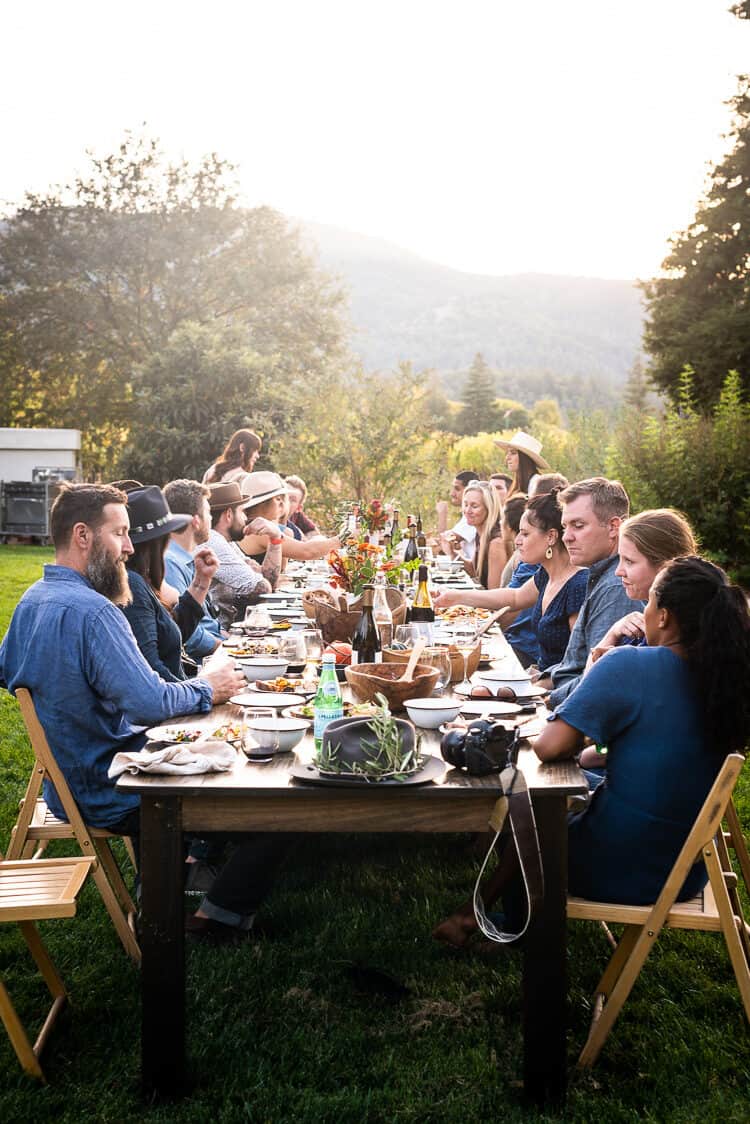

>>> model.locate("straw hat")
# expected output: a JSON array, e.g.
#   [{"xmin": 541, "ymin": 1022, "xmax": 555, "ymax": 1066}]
[
  {"xmin": 126, "ymin": 486, "xmax": 191, "ymax": 544},
  {"xmin": 493, "ymin": 430, "xmax": 550, "ymax": 471},
  {"xmin": 240, "ymin": 471, "xmax": 287, "ymax": 509},
  {"xmin": 207, "ymin": 481, "xmax": 255, "ymax": 511}
]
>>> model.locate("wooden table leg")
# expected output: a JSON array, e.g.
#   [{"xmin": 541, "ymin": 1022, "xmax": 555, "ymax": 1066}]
[
  {"xmin": 140, "ymin": 795, "xmax": 185, "ymax": 1099},
  {"xmin": 523, "ymin": 794, "xmax": 568, "ymax": 1106}
]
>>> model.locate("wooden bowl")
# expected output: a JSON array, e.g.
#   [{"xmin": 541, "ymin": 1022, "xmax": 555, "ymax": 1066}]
[
  {"xmin": 344, "ymin": 662, "xmax": 440, "ymax": 711},
  {"xmin": 382, "ymin": 641, "xmax": 481, "ymax": 684}
]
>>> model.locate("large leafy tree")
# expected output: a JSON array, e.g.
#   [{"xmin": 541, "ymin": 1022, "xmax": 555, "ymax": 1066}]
[
  {"xmin": 0, "ymin": 133, "xmax": 347, "ymax": 475},
  {"xmin": 641, "ymin": 74, "xmax": 750, "ymax": 409}
]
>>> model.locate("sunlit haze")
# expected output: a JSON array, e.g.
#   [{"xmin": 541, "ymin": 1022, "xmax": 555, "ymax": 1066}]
[{"xmin": 3, "ymin": 0, "xmax": 748, "ymax": 280}]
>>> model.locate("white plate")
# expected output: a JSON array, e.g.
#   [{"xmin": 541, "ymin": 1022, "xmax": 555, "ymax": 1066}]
[
  {"xmin": 145, "ymin": 723, "xmax": 211, "ymax": 743},
  {"xmin": 454, "ymin": 682, "xmax": 547, "ymax": 701},
  {"xmin": 229, "ymin": 692, "xmax": 307, "ymax": 709}
]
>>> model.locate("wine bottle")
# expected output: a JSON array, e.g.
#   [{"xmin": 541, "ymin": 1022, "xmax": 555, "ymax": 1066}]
[
  {"xmin": 410, "ymin": 565, "xmax": 435, "ymax": 623},
  {"xmin": 313, "ymin": 653, "xmax": 344, "ymax": 750},
  {"xmin": 403, "ymin": 525, "xmax": 419, "ymax": 563},
  {"xmin": 390, "ymin": 508, "xmax": 401, "ymax": 547},
  {"xmin": 372, "ymin": 574, "xmax": 394, "ymax": 649},
  {"xmin": 416, "ymin": 513, "xmax": 426, "ymax": 550},
  {"xmin": 351, "ymin": 584, "xmax": 382, "ymax": 665}
]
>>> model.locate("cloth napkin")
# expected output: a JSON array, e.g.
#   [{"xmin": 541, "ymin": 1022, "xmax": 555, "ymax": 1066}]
[{"xmin": 108, "ymin": 739, "xmax": 236, "ymax": 778}]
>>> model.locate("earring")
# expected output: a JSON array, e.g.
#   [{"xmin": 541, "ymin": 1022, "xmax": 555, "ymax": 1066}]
[{"xmin": 545, "ymin": 545, "xmax": 554, "ymax": 560}]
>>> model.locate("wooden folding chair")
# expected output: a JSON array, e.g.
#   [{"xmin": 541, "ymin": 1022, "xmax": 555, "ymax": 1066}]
[
  {"xmin": 568, "ymin": 752, "xmax": 750, "ymax": 1068},
  {"xmin": 8, "ymin": 689, "xmax": 140, "ymax": 965},
  {"xmin": 0, "ymin": 854, "xmax": 95, "ymax": 1080}
]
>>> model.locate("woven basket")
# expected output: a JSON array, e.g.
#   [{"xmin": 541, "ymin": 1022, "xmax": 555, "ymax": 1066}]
[{"xmin": 303, "ymin": 587, "xmax": 408, "ymax": 645}]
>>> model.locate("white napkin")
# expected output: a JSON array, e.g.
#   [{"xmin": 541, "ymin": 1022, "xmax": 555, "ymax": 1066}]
[{"xmin": 108, "ymin": 739, "xmax": 236, "ymax": 778}]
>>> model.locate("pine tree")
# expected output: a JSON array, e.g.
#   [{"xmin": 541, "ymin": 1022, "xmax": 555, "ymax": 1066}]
[
  {"xmin": 622, "ymin": 355, "xmax": 650, "ymax": 412},
  {"xmin": 641, "ymin": 68, "xmax": 750, "ymax": 410},
  {"xmin": 456, "ymin": 353, "xmax": 501, "ymax": 434}
]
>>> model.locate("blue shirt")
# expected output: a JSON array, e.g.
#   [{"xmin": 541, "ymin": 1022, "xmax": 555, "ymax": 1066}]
[
  {"xmin": 554, "ymin": 646, "xmax": 718, "ymax": 903},
  {"xmin": 547, "ymin": 554, "xmax": 644, "ymax": 708},
  {"xmin": 504, "ymin": 562, "xmax": 540, "ymax": 663},
  {"xmin": 164, "ymin": 541, "xmax": 223, "ymax": 659},
  {"xmin": 531, "ymin": 567, "xmax": 589, "ymax": 672},
  {"xmin": 0, "ymin": 565, "xmax": 213, "ymax": 827}
]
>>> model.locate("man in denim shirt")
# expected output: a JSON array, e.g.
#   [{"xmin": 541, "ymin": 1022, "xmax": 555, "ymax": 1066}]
[
  {"xmin": 163, "ymin": 478, "xmax": 225, "ymax": 661},
  {"xmin": 542, "ymin": 478, "xmax": 645, "ymax": 708},
  {"xmin": 0, "ymin": 483, "xmax": 289, "ymax": 942}
]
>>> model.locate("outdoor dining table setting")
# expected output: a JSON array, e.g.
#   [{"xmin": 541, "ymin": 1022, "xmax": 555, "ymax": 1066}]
[{"xmin": 116, "ymin": 559, "xmax": 586, "ymax": 1107}]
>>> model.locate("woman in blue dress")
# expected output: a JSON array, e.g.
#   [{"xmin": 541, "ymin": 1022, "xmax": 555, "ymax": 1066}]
[
  {"xmin": 434, "ymin": 555, "xmax": 750, "ymax": 946},
  {"xmin": 433, "ymin": 489, "xmax": 588, "ymax": 672}
]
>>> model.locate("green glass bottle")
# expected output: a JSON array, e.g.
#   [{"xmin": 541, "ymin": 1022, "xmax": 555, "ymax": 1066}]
[{"xmin": 313, "ymin": 652, "xmax": 344, "ymax": 750}]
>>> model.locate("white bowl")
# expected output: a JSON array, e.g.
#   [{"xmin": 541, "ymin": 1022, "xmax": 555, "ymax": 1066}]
[
  {"xmin": 237, "ymin": 657, "xmax": 289, "ymax": 682},
  {"xmin": 478, "ymin": 670, "xmax": 533, "ymax": 694},
  {"xmin": 403, "ymin": 697, "xmax": 462, "ymax": 729},
  {"xmin": 243, "ymin": 717, "xmax": 308, "ymax": 754}
]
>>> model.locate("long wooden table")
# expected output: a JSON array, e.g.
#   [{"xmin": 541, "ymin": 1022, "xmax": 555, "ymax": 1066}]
[{"xmin": 118, "ymin": 695, "xmax": 586, "ymax": 1106}]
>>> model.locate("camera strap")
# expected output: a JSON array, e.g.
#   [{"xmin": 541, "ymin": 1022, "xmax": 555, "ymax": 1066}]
[{"xmin": 472, "ymin": 763, "xmax": 544, "ymax": 944}]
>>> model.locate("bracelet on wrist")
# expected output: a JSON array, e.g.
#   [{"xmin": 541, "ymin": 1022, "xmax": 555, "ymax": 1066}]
[{"xmin": 269, "ymin": 537, "xmax": 284, "ymax": 546}]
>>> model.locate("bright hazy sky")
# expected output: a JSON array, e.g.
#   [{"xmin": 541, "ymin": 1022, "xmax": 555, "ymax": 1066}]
[{"xmin": 3, "ymin": 0, "xmax": 748, "ymax": 280}]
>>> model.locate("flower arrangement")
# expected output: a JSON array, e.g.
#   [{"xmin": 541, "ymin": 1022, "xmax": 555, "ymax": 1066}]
[{"xmin": 327, "ymin": 544, "xmax": 383, "ymax": 596}]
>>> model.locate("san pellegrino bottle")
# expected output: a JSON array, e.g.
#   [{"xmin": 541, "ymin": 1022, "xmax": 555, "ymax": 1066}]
[
  {"xmin": 351, "ymin": 584, "xmax": 382, "ymax": 665},
  {"xmin": 372, "ymin": 573, "xmax": 394, "ymax": 649},
  {"xmin": 313, "ymin": 653, "xmax": 344, "ymax": 749},
  {"xmin": 410, "ymin": 565, "xmax": 435, "ymax": 623},
  {"xmin": 403, "ymin": 525, "xmax": 419, "ymax": 564}
]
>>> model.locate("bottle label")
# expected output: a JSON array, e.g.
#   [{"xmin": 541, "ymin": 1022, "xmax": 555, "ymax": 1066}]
[{"xmin": 314, "ymin": 705, "xmax": 344, "ymax": 743}]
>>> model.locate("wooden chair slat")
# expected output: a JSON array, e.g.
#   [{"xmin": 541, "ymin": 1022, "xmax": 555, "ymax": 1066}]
[{"xmin": 568, "ymin": 753, "xmax": 750, "ymax": 1069}]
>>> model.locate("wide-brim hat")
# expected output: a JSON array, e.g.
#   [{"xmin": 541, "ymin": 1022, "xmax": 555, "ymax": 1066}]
[
  {"xmin": 126, "ymin": 486, "xmax": 190, "ymax": 544},
  {"xmin": 240, "ymin": 471, "xmax": 288, "ymax": 509},
  {"xmin": 493, "ymin": 430, "xmax": 550, "ymax": 471},
  {"xmin": 287, "ymin": 716, "xmax": 445, "ymax": 787},
  {"xmin": 208, "ymin": 481, "xmax": 255, "ymax": 512}
]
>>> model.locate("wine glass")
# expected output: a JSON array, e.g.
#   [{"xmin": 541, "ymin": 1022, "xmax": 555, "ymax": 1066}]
[
  {"xmin": 302, "ymin": 629, "xmax": 323, "ymax": 690},
  {"xmin": 452, "ymin": 622, "xmax": 477, "ymax": 694},
  {"xmin": 278, "ymin": 633, "xmax": 306, "ymax": 667},
  {"xmin": 240, "ymin": 707, "xmax": 280, "ymax": 762}
]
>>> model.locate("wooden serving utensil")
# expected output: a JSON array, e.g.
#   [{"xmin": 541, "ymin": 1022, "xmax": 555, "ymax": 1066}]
[
  {"xmin": 399, "ymin": 637, "xmax": 427, "ymax": 681},
  {"xmin": 475, "ymin": 606, "xmax": 510, "ymax": 639}
]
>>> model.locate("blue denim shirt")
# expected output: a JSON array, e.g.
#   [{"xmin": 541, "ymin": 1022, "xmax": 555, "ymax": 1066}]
[
  {"xmin": 164, "ymin": 541, "xmax": 223, "ymax": 659},
  {"xmin": 0, "ymin": 565, "xmax": 213, "ymax": 827}
]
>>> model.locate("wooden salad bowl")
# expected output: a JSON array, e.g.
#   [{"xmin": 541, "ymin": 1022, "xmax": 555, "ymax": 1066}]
[{"xmin": 344, "ymin": 662, "xmax": 440, "ymax": 711}]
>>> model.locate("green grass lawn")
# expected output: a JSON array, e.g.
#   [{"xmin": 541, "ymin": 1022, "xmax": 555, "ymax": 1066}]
[{"xmin": 1, "ymin": 546, "xmax": 749, "ymax": 1122}]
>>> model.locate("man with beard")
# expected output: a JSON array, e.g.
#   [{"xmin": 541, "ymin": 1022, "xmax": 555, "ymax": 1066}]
[
  {"xmin": 0, "ymin": 483, "xmax": 244, "ymax": 831},
  {"xmin": 163, "ymin": 478, "xmax": 224, "ymax": 660},
  {"xmin": 0, "ymin": 484, "xmax": 295, "ymax": 944},
  {"xmin": 206, "ymin": 481, "xmax": 280, "ymax": 628}
]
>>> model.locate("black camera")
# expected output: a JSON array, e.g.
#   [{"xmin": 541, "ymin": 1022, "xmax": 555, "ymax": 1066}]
[{"xmin": 440, "ymin": 720, "xmax": 521, "ymax": 777}]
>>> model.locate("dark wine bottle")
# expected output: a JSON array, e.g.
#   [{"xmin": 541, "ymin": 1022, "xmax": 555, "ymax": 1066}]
[
  {"xmin": 403, "ymin": 525, "xmax": 419, "ymax": 563},
  {"xmin": 351, "ymin": 585, "xmax": 382, "ymax": 664},
  {"xmin": 410, "ymin": 565, "xmax": 435, "ymax": 623}
]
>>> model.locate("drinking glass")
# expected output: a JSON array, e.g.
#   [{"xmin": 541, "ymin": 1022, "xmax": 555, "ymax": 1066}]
[
  {"xmin": 278, "ymin": 633, "xmax": 306, "ymax": 666},
  {"xmin": 452, "ymin": 623, "xmax": 477, "ymax": 693},
  {"xmin": 422, "ymin": 645, "xmax": 452, "ymax": 695},
  {"xmin": 240, "ymin": 707, "xmax": 279, "ymax": 761}
]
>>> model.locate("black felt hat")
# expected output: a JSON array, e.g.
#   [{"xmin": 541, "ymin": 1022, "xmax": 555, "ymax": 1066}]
[
  {"xmin": 126, "ymin": 486, "xmax": 191, "ymax": 544},
  {"xmin": 288, "ymin": 716, "xmax": 445, "ymax": 787}
]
